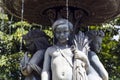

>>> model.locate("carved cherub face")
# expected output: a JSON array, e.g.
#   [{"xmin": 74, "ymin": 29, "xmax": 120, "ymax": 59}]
[
  {"xmin": 52, "ymin": 19, "xmax": 73, "ymax": 44},
  {"xmin": 23, "ymin": 29, "xmax": 50, "ymax": 54},
  {"xmin": 25, "ymin": 39, "xmax": 35, "ymax": 53},
  {"xmin": 55, "ymin": 24, "xmax": 70, "ymax": 44}
]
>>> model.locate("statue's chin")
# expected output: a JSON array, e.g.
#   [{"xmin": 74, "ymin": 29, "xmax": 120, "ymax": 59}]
[{"xmin": 58, "ymin": 39, "xmax": 67, "ymax": 44}]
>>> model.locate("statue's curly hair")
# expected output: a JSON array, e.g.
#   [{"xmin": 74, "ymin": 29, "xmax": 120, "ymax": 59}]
[
  {"xmin": 85, "ymin": 30, "xmax": 105, "ymax": 52},
  {"xmin": 52, "ymin": 19, "xmax": 73, "ymax": 32},
  {"xmin": 86, "ymin": 30, "xmax": 104, "ymax": 40},
  {"xmin": 52, "ymin": 19, "xmax": 74, "ymax": 45},
  {"xmin": 23, "ymin": 29, "xmax": 50, "ymax": 52}
]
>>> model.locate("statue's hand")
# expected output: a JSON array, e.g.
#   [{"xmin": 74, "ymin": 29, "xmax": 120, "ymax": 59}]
[
  {"xmin": 71, "ymin": 42, "xmax": 86, "ymax": 59},
  {"xmin": 74, "ymin": 31, "xmax": 89, "ymax": 54},
  {"xmin": 73, "ymin": 50, "xmax": 85, "ymax": 59},
  {"xmin": 20, "ymin": 52, "xmax": 30, "ymax": 71}
]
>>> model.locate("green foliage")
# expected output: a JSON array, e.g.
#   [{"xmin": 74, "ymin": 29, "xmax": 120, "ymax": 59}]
[
  {"xmin": 0, "ymin": 13, "xmax": 8, "ymax": 20},
  {"xmin": 0, "ymin": 13, "xmax": 30, "ymax": 80}
]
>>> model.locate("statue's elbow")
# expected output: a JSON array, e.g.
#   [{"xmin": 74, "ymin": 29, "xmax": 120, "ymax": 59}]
[
  {"xmin": 21, "ymin": 66, "xmax": 32, "ymax": 76},
  {"xmin": 41, "ymin": 71, "xmax": 49, "ymax": 80},
  {"xmin": 102, "ymin": 72, "xmax": 109, "ymax": 80},
  {"xmin": 21, "ymin": 69, "xmax": 30, "ymax": 76}
]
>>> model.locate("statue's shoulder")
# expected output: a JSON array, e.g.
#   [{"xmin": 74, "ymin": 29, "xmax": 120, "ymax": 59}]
[
  {"xmin": 36, "ymin": 49, "xmax": 45, "ymax": 53},
  {"xmin": 45, "ymin": 45, "xmax": 57, "ymax": 53},
  {"xmin": 88, "ymin": 51, "xmax": 98, "ymax": 61},
  {"xmin": 88, "ymin": 51, "xmax": 97, "ymax": 56}
]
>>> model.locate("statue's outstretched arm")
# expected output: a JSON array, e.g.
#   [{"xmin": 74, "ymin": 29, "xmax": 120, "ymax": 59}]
[
  {"xmin": 88, "ymin": 51, "xmax": 108, "ymax": 80},
  {"xmin": 41, "ymin": 48, "xmax": 51, "ymax": 80}
]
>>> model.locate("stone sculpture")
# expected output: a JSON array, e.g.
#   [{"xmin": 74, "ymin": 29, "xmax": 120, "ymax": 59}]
[
  {"xmin": 41, "ymin": 19, "xmax": 89, "ymax": 80},
  {"xmin": 86, "ymin": 30, "xmax": 108, "ymax": 80},
  {"xmin": 20, "ymin": 19, "xmax": 109, "ymax": 80},
  {"xmin": 20, "ymin": 29, "xmax": 50, "ymax": 80}
]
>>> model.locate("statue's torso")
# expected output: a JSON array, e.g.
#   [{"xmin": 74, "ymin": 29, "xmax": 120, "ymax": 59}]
[{"xmin": 50, "ymin": 47, "xmax": 73, "ymax": 80}]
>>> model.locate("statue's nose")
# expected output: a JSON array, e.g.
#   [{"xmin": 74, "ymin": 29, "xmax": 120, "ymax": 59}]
[{"xmin": 60, "ymin": 32, "xmax": 64, "ymax": 37}]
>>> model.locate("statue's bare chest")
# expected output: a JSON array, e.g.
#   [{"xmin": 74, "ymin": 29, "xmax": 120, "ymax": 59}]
[{"xmin": 51, "ymin": 48, "xmax": 73, "ymax": 59}]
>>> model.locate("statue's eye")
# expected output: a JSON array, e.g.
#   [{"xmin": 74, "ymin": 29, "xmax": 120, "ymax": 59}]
[
  {"xmin": 64, "ymin": 30, "xmax": 70, "ymax": 33},
  {"xmin": 56, "ymin": 31, "xmax": 60, "ymax": 34},
  {"xmin": 64, "ymin": 31, "xmax": 68, "ymax": 33}
]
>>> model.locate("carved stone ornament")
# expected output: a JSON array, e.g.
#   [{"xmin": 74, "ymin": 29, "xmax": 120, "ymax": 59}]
[{"xmin": 2, "ymin": 0, "xmax": 120, "ymax": 26}]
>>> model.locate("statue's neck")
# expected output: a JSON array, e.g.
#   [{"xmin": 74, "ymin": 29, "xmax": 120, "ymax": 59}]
[{"xmin": 56, "ymin": 42, "xmax": 69, "ymax": 49}]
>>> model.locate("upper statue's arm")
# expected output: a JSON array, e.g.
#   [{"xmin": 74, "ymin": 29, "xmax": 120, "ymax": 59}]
[
  {"xmin": 20, "ymin": 52, "xmax": 30, "ymax": 76},
  {"xmin": 27, "ymin": 50, "xmax": 44, "ymax": 74},
  {"xmin": 21, "ymin": 50, "xmax": 44, "ymax": 76},
  {"xmin": 88, "ymin": 51, "xmax": 108, "ymax": 80},
  {"xmin": 30, "ymin": 50, "xmax": 44, "ymax": 64},
  {"xmin": 41, "ymin": 48, "xmax": 51, "ymax": 80}
]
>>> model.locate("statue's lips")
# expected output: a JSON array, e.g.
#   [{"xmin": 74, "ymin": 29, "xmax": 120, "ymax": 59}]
[{"xmin": 58, "ymin": 38, "xmax": 68, "ymax": 42}]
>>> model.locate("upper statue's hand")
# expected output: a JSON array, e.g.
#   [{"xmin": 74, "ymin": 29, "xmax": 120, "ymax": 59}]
[
  {"xmin": 74, "ymin": 31, "xmax": 89, "ymax": 54},
  {"xmin": 20, "ymin": 52, "xmax": 30, "ymax": 71}
]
